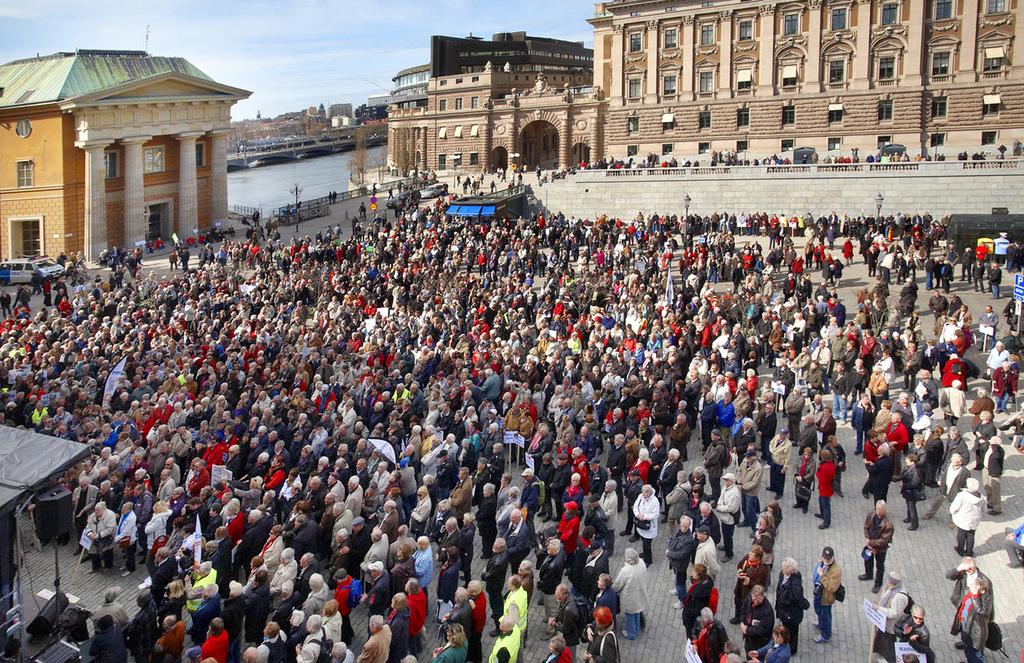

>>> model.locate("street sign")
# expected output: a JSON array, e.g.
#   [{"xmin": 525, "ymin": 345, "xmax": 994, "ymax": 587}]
[
  {"xmin": 1015, "ymin": 287, "xmax": 1024, "ymax": 302},
  {"xmin": 369, "ymin": 202, "xmax": 377, "ymax": 211},
  {"xmin": 370, "ymin": 196, "xmax": 377, "ymax": 204},
  {"xmin": 1015, "ymin": 274, "xmax": 1024, "ymax": 287}
]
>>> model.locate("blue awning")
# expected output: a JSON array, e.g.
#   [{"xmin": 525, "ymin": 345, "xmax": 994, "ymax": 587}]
[
  {"xmin": 446, "ymin": 205, "xmax": 462, "ymax": 214},
  {"xmin": 458, "ymin": 205, "xmax": 482, "ymax": 216},
  {"xmin": 479, "ymin": 206, "xmax": 496, "ymax": 217}
]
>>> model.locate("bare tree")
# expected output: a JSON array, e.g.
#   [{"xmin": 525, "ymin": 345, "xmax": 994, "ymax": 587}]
[
  {"xmin": 351, "ymin": 126, "xmax": 368, "ymax": 185},
  {"xmin": 394, "ymin": 128, "xmax": 415, "ymax": 176}
]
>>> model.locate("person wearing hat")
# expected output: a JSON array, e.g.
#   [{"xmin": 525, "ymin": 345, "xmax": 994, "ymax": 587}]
[
  {"xmin": 950, "ymin": 477, "xmax": 985, "ymax": 556},
  {"xmin": 870, "ymin": 572, "xmax": 911, "ymax": 661},
  {"xmin": 768, "ymin": 428, "xmax": 792, "ymax": 500},
  {"xmin": 738, "ymin": 449, "xmax": 764, "ymax": 532},
  {"xmin": 702, "ymin": 431, "xmax": 729, "ymax": 503},
  {"xmin": 714, "ymin": 473, "xmax": 741, "ymax": 561},
  {"xmin": 812, "ymin": 546, "xmax": 842, "ymax": 644}
]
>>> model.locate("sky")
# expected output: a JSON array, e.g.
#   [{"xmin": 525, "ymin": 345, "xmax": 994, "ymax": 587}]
[{"xmin": 0, "ymin": 0, "xmax": 594, "ymax": 119}]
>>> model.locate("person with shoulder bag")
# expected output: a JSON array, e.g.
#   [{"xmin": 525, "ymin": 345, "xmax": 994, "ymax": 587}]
[{"xmin": 583, "ymin": 607, "xmax": 619, "ymax": 663}]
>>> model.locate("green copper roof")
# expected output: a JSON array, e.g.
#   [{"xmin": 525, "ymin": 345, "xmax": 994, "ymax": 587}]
[{"xmin": 0, "ymin": 50, "xmax": 215, "ymax": 109}]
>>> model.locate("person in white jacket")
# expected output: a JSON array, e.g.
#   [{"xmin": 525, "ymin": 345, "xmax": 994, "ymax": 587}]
[
  {"xmin": 950, "ymin": 477, "xmax": 986, "ymax": 556},
  {"xmin": 714, "ymin": 473, "xmax": 742, "ymax": 561},
  {"xmin": 632, "ymin": 485, "xmax": 660, "ymax": 566},
  {"xmin": 114, "ymin": 502, "xmax": 137, "ymax": 577},
  {"xmin": 86, "ymin": 501, "xmax": 117, "ymax": 573},
  {"xmin": 612, "ymin": 548, "xmax": 649, "ymax": 640}
]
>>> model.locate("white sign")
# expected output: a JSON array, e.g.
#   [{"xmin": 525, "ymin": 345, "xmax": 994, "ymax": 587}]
[
  {"xmin": 79, "ymin": 529, "xmax": 93, "ymax": 551},
  {"xmin": 502, "ymin": 431, "xmax": 525, "ymax": 448},
  {"xmin": 771, "ymin": 380, "xmax": 787, "ymax": 396},
  {"xmin": 102, "ymin": 357, "xmax": 128, "ymax": 408},
  {"xmin": 863, "ymin": 599, "xmax": 887, "ymax": 631},
  {"xmin": 894, "ymin": 642, "xmax": 923, "ymax": 662},
  {"xmin": 211, "ymin": 465, "xmax": 233, "ymax": 486},
  {"xmin": 979, "ymin": 325, "xmax": 995, "ymax": 337},
  {"xmin": 368, "ymin": 437, "xmax": 397, "ymax": 465},
  {"xmin": 684, "ymin": 639, "xmax": 702, "ymax": 663}
]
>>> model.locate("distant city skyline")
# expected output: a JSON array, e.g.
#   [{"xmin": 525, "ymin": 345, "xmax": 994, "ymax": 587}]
[{"xmin": 0, "ymin": 0, "xmax": 592, "ymax": 119}]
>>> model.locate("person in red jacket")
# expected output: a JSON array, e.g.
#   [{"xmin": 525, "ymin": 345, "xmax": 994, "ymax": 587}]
[
  {"xmin": 558, "ymin": 502, "xmax": 581, "ymax": 559},
  {"xmin": 200, "ymin": 618, "xmax": 229, "ymax": 663},
  {"xmin": 885, "ymin": 413, "xmax": 910, "ymax": 479},
  {"xmin": 816, "ymin": 450, "xmax": 837, "ymax": 529},
  {"xmin": 468, "ymin": 580, "xmax": 487, "ymax": 663},
  {"xmin": 406, "ymin": 577, "xmax": 428, "ymax": 656}
]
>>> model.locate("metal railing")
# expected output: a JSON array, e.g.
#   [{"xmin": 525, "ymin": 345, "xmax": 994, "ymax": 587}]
[
  {"xmin": 270, "ymin": 175, "xmax": 424, "ymax": 220},
  {"xmin": 585, "ymin": 159, "xmax": 1024, "ymax": 179}
]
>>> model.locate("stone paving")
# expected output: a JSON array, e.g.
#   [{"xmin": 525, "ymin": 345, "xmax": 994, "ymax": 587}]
[{"xmin": 15, "ymin": 195, "xmax": 1024, "ymax": 662}]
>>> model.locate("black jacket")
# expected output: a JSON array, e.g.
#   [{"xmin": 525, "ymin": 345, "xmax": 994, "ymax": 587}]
[
  {"xmin": 666, "ymin": 528, "xmax": 696, "ymax": 574},
  {"xmin": 387, "ymin": 607, "xmax": 410, "ymax": 663},
  {"xmin": 774, "ymin": 571, "xmax": 807, "ymax": 627},
  {"xmin": 89, "ymin": 622, "xmax": 129, "ymax": 663},
  {"xmin": 482, "ymin": 550, "xmax": 510, "ymax": 595},
  {"xmin": 741, "ymin": 596, "xmax": 775, "ymax": 650},
  {"xmin": 538, "ymin": 549, "xmax": 565, "ymax": 594}
]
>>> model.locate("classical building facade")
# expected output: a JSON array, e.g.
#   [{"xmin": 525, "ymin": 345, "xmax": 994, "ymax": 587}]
[
  {"xmin": 0, "ymin": 50, "xmax": 250, "ymax": 261},
  {"xmin": 390, "ymin": 2, "xmax": 1024, "ymax": 172},
  {"xmin": 593, "ymin": 0, "xmax": 1024, "ymax": 158}
]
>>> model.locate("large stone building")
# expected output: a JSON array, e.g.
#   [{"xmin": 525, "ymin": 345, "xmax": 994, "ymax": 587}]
[
  {"xmin": 0, "ymin": 49, "xmax": 250, "ymax": 261},
  {"xmin": 389, "ymin": 0, "xmax": 1024, "ymax": 171}
]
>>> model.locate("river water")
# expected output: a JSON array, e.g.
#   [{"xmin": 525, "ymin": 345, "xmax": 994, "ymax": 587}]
[{"xmin": 227, "ymin": 146, "xmax": 387, "ymax": 212}]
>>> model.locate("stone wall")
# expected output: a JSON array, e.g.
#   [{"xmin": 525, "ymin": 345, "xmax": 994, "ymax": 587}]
[{"xmin": 534, "ymin": 160, "xmax": 1024, "ymax": 218}]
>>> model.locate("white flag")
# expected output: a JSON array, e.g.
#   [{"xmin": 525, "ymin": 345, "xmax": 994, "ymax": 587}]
[
  {"xmin": 192, "ymin": 512, "xmax": 202, "ymax": 566},
  {"xmin": 102, "ymin": 357, "xmax": 128, "ymax": 407}
]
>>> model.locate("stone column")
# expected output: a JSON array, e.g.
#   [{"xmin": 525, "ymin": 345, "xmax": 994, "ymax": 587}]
[
  {"xmin": 903, "ymin": 0, "xmax": 925, "ymax": 86},
  {"xmin": 121, "ymin": 136, "xmax": 150, "ymax": 248},
  {"xmin": 958, "ymin": 0, "xmax": 979, "ymax": 77},
  {"xmin": 757, "ymin": 4, "xmax": 777, "ymax": 91},
  {"xmin": 560, "ymin": 114, "xmax": 572, "ymax": 167},
  {"xmin": 719, "ymin": 11, "xmax": 733, "ymax": 94},
  {"xmin": 208, "ymin": 130, "xmax": 230, "ymax": 226},
  {"xmin": 77, "ymin": 140, "xmax": 112, "ymax": 262},
  {"xmin": 682, "ymin": 16, "xmax": 696, "ymax": 100},
  {"xmin": 645, "ymin": 20, "xmax": 660, "ymax": 101},
  {"xmin": 806, "ymin": 0, "xmax": 823, "ymax": 92},
  {"xmin": 611, "ymin": 26, "xmax": 625, "ymax": 105},
  {"xmin": 177, "ymin": 132, "xmax": 201, "ymax": 234},
  {"xmin": 852, "ymin": 0, "xmax": 873, "ymax": 88}
]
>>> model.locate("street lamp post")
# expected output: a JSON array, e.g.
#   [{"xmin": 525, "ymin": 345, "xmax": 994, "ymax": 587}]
[
  {"xmin": 684, "ymin": 193, "xmax": 691, "ymax": 219},
  {"xmin": 875, "ymin": 192, "xmax": 884, "ymax": 219}
]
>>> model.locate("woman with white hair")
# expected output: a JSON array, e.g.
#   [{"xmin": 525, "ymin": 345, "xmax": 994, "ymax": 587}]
[
  {"xmin": 774, "ymin": 557, "xmax": 808, "ymax": 655},
  {"xmin": 270, "ymin": 548, "xmax": 297, "ymax": 596},
  {"xmin": 302, "ymin": 573, "xmax": 331, "ymax": 616},
  {"xmin": 612, "ymin": 548, "xmax": 649, "ymax": 641},
  {"xmin": 632, "ymin": 484, "xmax": 660, "ymax": 565}
]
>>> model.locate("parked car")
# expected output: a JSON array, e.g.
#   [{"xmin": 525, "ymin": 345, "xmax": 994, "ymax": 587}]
[
  {"xmin": 0, "ymin": 257, "xmax": 64, "ymax": 285},
  {"xmin": 418, "ymin": 183, "xmax": 447, "ymax": 200}
]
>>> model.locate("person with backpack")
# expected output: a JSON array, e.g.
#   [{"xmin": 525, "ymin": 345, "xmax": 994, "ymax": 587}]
[
  {"xmin": 811, "ymin": 546, "xmax": 843, "ymax": 645},
  {"xmin": 869, "ymin": 572, "xmax": 911, "ymax": 662},
  {"xmin": 774, "ymin": 558, "xmax": 809, "ymax": 656},
  {"xmin": 951, "ymin": 576, "xmax": 994, "ymax": 663}
]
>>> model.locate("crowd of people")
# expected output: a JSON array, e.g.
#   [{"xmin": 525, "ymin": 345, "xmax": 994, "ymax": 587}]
[{"xmin": 8, "ymin": 193, "xmax": 1021, "ymax": 663}]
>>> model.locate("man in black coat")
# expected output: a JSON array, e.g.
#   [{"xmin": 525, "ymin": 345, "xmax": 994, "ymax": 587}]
[
  {"xmin": 233, "ymin": 509, "xmax": 273, "ymax": 580},
  {"xmin": 460, "ymin": 516, "xmax": 477, "ymax": 586},
  {"xmin": 294, "ymin": 553, "xmax": 321, "ymax": 602},
  {"xmin": 583, "ymin": 496, "xmax": 611, "ymax": 551},
  {"xmin": 363, "ymin": 562, "xmax": 392, "ymax": 619},
  {"xmin": 504, "ymin": 510, "xmax": 532, "ymax": 572},
  {"xmin": 88, "ymin": 615, "xmax": 129, "ymax": 663},
  {"xmin": 606, "ymin": 436, "xmax": 628, "ymax": 511},
  {"xmin": 740, "ymin": 586, "xmax": 775, "ymax": 653},
  {"xmin": 481, "ymin": 539, "xmax": 509, "ymax": 635},
  {"xmin": 477, "ymin": 486, "xmax": 498, "ymax": 558},
  {"xmin": 666, "ymin": 517, "xmax": 696, "ymax": 609}
]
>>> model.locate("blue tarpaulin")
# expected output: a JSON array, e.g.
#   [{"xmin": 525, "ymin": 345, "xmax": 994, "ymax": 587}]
[
  {"xmin": 480, "ymin": 206, "xmax": 496, "ymax": 217},
  {"xmin": 458, "ymin": 205, "xmax": 482, "ymax": 216}
]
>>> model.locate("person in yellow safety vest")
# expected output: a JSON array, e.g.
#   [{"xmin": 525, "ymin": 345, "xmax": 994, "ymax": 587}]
[
  {"xmin": 488, "ymin": 615, "xmax": 522, "ymax": 663},
  {"xmin": 185, "ymin": 561, "xmax": 218, "ymax": 613},
  {"xmin": 30, "ymin": 402, "xmax": 48, "ymax": 426},
  {"xmin": 502, "ymin": 575, "xmax": 529, "ymax": 634}
]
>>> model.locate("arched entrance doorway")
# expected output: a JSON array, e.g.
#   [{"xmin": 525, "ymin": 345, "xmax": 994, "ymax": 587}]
[
  {"xmin": 571, "ymin": 142, "xmax": 591, "ymax": 166},
  {"xmin": 520, "ymin": 120, "xmax": 559, "ymax": 169},
  {"xmin": 492, "ymin": 146, "xmax": 508, "ymax": 171}
]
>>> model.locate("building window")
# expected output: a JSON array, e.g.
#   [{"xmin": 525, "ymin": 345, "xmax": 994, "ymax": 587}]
[
  {"xmin": 627, "ymin": 117, "xmax": 640, "ymax": 133},
  {"xmin": 828, "ymin": 59, "xmax": 846, "ymax": 83},
  {"xmin": 698, "ymin": 141, "xmax": 711, "ymax": 154},
  {"xmin": 784, "ymin": 13, "xmax": 800, "ymax": 35},
  {"xmin": 878, "ymin": 99, "xmax": 893, "ymax": 121},
  {"xmin": 104, "ymin": 151, "xmax": 119, "ymax": 179},
  {"xmin": 662, "ymin": 143, "xmax": 674, "ymax": 155},
  {"xmin": 877, "ymin": 135, "xmax": 893, "ymax": 148},
  {"xmin": 15, "ymin": 160, "xmax": 33, "ymax": 188},
  {"xmin": 934, "ymin": 0, "xmax": 952, "ymax": 19},
  {"xmin": 737, "ymin": 108, "xmax": 750, "ymax": 127},
  {"xmin": 931, "ymin": 95, "xmax": 947, "ymax": 117},
  {"xmin": 663, "ymin": 75, "xmax": 677, "ymax": 95},
  {"xmin": 438, "ymin": 153, "xmax": 446, "ymax": 169},
  {"xmin": 929, "ymin": 133, "xmax": 945, "ymax": 147},
  {"xmin": 628, "ymin": 78, "xmax": 642, "ymax": 99},
  {"xmin": 469, "ymin": 152, "xmax": 479, "ymax": 165},
  {"xmin": 881, "ymin": 3, "xmax": 899, "ymax": 24},
  {"xmin": 439, "ymin": 99, "xmax": 447, "ymax": 111},
  {"xmin": 878, "ymin": 56, "xmax": 896, "ymax": 80},
  {"xmin": 828, "ymin": 136, "xmax": 842, "ymax": 151},
  {"xmin": 662, "ymin": 116, "xmax": 675, "ymax": 130},
  {"xmin": 739, "ymin": 20, "xmax": 753, "ymax": 40},
  {"xmin": 782, "ymin": 105, "xmax": 796, "ymax": 126},
  {"xmin": 700, "ymin": 24, "xmax": 715, "ymax": 45},
  {"xmin": 932, "ymin": 52, "xmax": 950, "ymax": 75},
  {"xmin": 195, "ymin": 143, "xmax": 205, "ymax": 168},
  {"xmin": 830, "ymin": 7, "xmax": 847, "ymax": 30},
  {"xmin": 983, "ymin": 99, "xmax": 1000, "ymax": 115},
  {"xmin": 781, "ymin": 65, "xmax": 798, "ymax": 87},
  {"xmin": 629, "ymin": 33, "xmax": 642, "ymax": 52},
  {"xmin": 698, "ymin": 110, "xmax": 712, "ymax": 129},
  {"xmin": 828, "ymin": 108, "xmax": 844, "ymax": 124},
  {"xmin": 987, "ymin": 0, "xmax": 1006, "ymax": 12},
  {"xmin": 455, "ymin": 98, "xmax": 463, "ymax": 110},
  {"xmin": 737, "ymin": 70, "xmax": 752, "ymax": 90},
  {"xmin": 781, "ymin": 138, "xmax": 795, "ymax": 151},
  {"xmin": 471, "ymin": 96, "xmax": 479, "ymax": 109},
  {"xmin": 664, "ymin": 29, "xmax": 678, "ymax": 48},
  {"xmin": 143, "ymin": 146, "xmax": 165, "ymax": 174},
  {"xmin": 982, "ymin": 130, "xmax": 997, "ymax": 145},
  {"xmin": 983, "ymin": 50, "xmax": 1005, "ymax": 72},
  {"xmin": 736, "ymin": 139, "xmax": 748, "ymax": 152},
  {"xmin": 699, "ymin": 71, "xmax": 714, "ymax": 93},
  {"xmin": 627, "ymin": 144, "xmax": 639, "ymax": 156}
]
